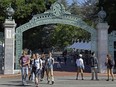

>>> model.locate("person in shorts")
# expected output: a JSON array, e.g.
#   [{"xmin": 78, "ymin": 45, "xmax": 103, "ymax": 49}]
[
  {"xmin": 76, "ymin": 54, "xmax": 84, "ymax": 80},
  {"xmin": 45, "ymin": 52, "xmax": 55, "ymax": 84}
]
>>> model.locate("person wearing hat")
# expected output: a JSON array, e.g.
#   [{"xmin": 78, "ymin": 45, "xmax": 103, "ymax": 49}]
[{"xmin": 76, "ymin": 54, "xmax": 84, "ymax": 80}]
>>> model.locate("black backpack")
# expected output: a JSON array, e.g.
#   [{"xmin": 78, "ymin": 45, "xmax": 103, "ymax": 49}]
[{"xmin": 109, "ymin": 59, "xmax": 115, "ymax": 66}]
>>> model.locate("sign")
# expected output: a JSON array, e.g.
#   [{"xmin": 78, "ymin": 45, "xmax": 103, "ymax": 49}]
[{"xmin": 6, "ymin": 30, "xmax": 12, "ymax": 39}]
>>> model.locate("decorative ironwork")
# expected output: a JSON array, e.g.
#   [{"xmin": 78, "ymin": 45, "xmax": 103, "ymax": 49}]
[
  {"xmin": 15, "ymin": 2, "xmax": 97, "ymax": 69},
  {"xmin": 108, "ymin": 31, "xmax": 116, "ymax": 60}
]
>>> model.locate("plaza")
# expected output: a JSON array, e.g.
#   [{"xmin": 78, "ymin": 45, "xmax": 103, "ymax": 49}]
[{"xmin": 0, "ymin": 71, "xmax": 116, "ymax": 87}]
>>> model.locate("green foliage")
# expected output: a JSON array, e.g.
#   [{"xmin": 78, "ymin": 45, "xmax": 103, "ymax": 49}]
[
  {"xmin": 103, "ymin": 0, "xmax": 116, "ymax": 30},
  {"xmin": 50, "ymin": 24, "xmax": 90, "ymax": 48},
  {"xmin": 0, "ymin": 0, "xmax": 91, "ymax": 50},
  {"xmin": 0, "ymin": 0, "xmax": 55, "ymax": 28}
]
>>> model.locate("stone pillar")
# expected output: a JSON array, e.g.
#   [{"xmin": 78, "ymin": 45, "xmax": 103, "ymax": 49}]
[
  {"xmin": 4, "ymin": 19, "xmax": 16, "ymax": 74},
  {"xmin": 96, "ymin": 23, "xmax": 109, "ymax": 73}
]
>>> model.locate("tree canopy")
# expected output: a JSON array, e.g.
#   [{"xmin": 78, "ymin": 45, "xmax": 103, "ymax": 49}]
[{"xmin": 0, "ymin": 0, "xmax": 116, "ymax": 50}]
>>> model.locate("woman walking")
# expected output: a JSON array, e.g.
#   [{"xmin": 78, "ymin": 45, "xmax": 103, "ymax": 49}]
[
  {"xmin": 19, "ymin": 51, "xmax": 30, "ymax": 85},
  {"xmin": 29, "ymin": 53, "xmax": 36, "ymax": 82},
  {"xmin": 105, "ymin": 54, "xmax": 115, "ymax": 81},
  {"xmin": 45, "ymin": 52, "xmax": 55, "ymax": 84},
  {"xmin": 33, "ymin": 53, "xmax": 42, "ymax": 87}
]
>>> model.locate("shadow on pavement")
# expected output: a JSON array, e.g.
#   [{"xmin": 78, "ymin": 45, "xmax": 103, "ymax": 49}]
[{"xmin": 0, "ymin": 83, "xmax": 32, "ymax": 86}]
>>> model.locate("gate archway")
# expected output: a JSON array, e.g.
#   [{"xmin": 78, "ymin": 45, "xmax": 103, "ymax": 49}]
[{"xmin": 15, "ymin": 2, "xmax": 97, "ymax": 69}]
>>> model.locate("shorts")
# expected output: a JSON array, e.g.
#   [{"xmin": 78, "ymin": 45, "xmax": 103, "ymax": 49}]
[
  {"xmin": 77, "ymin": 65, "xmax": 84, "ymax": 71},
  {"xmin": 34, "ymin": 69, "xmax": 41, "ymax": 78}
]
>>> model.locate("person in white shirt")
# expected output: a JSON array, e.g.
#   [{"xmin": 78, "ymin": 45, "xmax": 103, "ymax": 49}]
[
  {"xmin": 76, "ymin": 54, "xmax": 84, "ymax": 80},
  {"xmin": 32, "ymin": 53, "xmax": 42, "ymax": 87}
]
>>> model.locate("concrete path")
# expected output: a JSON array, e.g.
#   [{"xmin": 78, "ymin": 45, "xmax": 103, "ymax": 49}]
[{"xmin": 0, "ymin": 74, "xmax": 116, "ymax": 87}]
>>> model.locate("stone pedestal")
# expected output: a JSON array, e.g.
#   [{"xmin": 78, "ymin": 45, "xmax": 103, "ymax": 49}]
[
  {"xmin": 96, "ymin": 23, "xmax": 109, "ymax": 73},
  {"xmin": 4, "ymin": 19, "xmax": 16, "ymax": 74}
]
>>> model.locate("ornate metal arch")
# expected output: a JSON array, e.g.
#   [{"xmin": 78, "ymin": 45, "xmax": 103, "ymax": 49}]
[
  {"xmin": 108, "ymin": 31, "xmax": 116, "ymax": 60},
  {"xmin": 15, "ymin": 2, "xmax": 97, "ymax": 69}
]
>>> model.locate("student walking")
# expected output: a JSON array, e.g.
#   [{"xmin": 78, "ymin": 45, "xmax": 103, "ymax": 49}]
[
  {"xmin": 40, "ymin": 53, "xmax": 46, "ymax": 81},
  {"xmin": 29, "ymin": 53, "xmax": 36, "ymax": 82},
  {"xmin": 90, "ymin": 52, "xmax": 99, "ymax": 80},
  {"xmin": 105, "ymin": 54, "xmax": 115, "ymax": 81},
  {"xmin": 45, "ymin": 52, "xmax": 55, "ymax": 84},
  {"xmin": 19, "ymin": 50, "xmax": 30, "ymax": 85},
  {"xmin": 76, "ymin": 54, "xmax": 84, "ymax": 80},
  {"xmin": 32, "ymin": 53, "xmax": 42, "ymax": 87}
]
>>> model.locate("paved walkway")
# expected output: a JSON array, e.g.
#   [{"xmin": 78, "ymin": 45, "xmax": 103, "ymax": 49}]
[
  {"xmin": 0, "ymin": 52, "xmax": 116, "ymax": 87},
  {"xmin": 0, "ymin": 73, "xmax": 116, "ymax": 87}
]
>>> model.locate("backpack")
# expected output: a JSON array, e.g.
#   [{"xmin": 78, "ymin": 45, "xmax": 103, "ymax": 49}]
[
  {"xmin": 32, "ymin": 59, "xmax": 41, "ymax": 72},
  {"xmin": 91, "ymin": 57, "xmax": 98, "ymax": 67},
  {"xmin": 109, "ymin": 59, "xmax": 115, "ymax": 66}
]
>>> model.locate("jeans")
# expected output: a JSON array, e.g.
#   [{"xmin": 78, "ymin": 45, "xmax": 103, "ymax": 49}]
[
  {"xmin": 29, "ymin": 67, "xmax": 35, "ymax": 81},
  {"xmin": 41, "ymin": 67, "xmax": 45, "ymax": 79},
  {"xmin": 21, "ymin": 66, "xmax": 29, "ymax": 84}
]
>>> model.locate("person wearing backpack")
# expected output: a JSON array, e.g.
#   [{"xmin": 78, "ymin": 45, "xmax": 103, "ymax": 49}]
[
  {"xmin": 33, "ymin": 53, "xmax": 42, "ymax": 87},
  {"xmin": 19, "ymin": 50, "xmax": 30, "ymax": 85},
  {"xmin": 45, "ymin": 52, "xmax": 54, "ymax": 85},
  {"xmin": 105, "ymin": 54, "xmax": 114, "ymax": 81},
  {"xmin": 29, "ymin": 53, "xmax": 36, "ymax": 82},
  {"xmin": 90, "ymin": 52, "xmax": 99, "ymax": 80}
]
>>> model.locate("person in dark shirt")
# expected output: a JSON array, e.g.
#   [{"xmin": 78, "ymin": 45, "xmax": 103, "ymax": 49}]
[
  {"xmin": 90, "ymin": 52, "xmax": 99, "ymax": 80},
  {"xmin": 105, "ymin": 54, "xmax": 114, "ymax": 81}
]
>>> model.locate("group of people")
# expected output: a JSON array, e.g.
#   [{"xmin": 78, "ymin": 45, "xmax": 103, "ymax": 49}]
[
  {"xmin": 19, "ymin": 50, "xmax": 55, "ymax": 87},
  {"xmin": 75, "ymin": 52, "xmax": 115, "ymax": 81},
  {"xmin": 19, "ymin": 50, "xmax": 115, "ymax": 87}
]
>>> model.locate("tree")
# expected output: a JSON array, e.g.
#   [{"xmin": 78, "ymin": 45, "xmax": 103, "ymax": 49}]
[
  {"xmin": 50, "ymin": 24, "xmax": 90, "ymax": 48},
  {"xmin": 102, "ymin": 0, "xmax": 116, "ymax": 33},
  {"xmin": 0, "ymin": 0, "xmax": 55, "ymax": 31}
]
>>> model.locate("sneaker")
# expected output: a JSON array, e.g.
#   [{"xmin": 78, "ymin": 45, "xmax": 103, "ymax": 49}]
[
  {"xmin": 47, "ymin": 81, "xmax": 50, "ymax": 84},
  {"xmin": 112, "ymin": 79, "xmax": 114, "ymax": 81},
  {"xmin": 22, "ymin": 81, "xmax": 26, "ymax": 86},
  {"xmin": 40, "ymin": 79, "xmax": 43, "ymax": 81},
  {"xmin": 32, "ymin": 80, "xmax": 34, "ymax": 82},
  {"xmin": 52, "ymin": 81, "xmax": 54, "ymax": 85},
  {"xmin": 106, "ymin": 79, "xmax": 109, "ymax": 81},
  {"xmin": 76, "ymin": 77, "xmax": 78, "ymax": 80}
]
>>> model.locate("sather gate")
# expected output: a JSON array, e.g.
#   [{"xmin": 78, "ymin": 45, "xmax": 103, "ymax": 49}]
[{"xmin": 15, "ymin": 2, "xmax": 97, "ymax": 69}]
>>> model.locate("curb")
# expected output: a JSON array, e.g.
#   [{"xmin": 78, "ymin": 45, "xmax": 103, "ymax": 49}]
[{"xmin": 0, "ymin": 74, "xmax": 21, "ymax": 78}]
